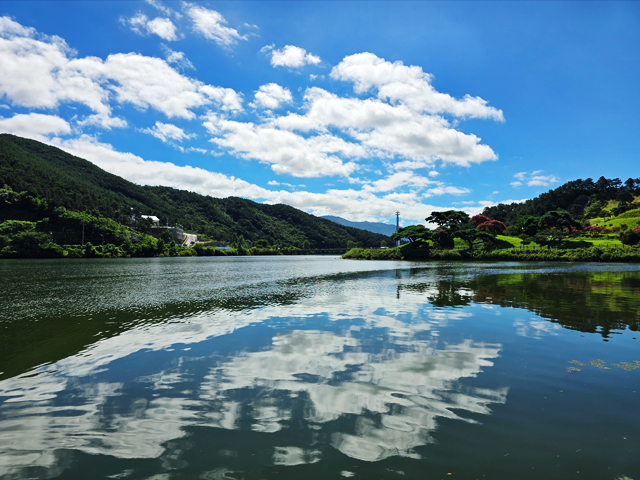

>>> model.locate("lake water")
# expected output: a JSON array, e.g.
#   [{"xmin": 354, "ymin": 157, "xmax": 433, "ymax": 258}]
[{"xmin": 1, "ymin": 257, "xmax": 639, "ymax": 480}]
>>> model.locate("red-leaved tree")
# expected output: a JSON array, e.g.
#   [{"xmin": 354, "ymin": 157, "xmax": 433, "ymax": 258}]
[
  {"xmin": 477, "ymin": 220, "xmax": 507, "ymax": 235},
  {"xmin": 470, "ymin": 215, "xmax": 491, "ymax": 227}
]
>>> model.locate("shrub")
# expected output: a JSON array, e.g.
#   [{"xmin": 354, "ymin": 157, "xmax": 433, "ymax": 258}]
[{"xmin": 620, "ymin": 230, "xmax": 640, "ymax": 246}]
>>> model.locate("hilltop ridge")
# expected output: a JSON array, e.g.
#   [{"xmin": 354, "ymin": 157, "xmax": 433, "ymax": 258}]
[{"xmin": 0, "ymin": 134, "xmax": 389, "ymax": 249}]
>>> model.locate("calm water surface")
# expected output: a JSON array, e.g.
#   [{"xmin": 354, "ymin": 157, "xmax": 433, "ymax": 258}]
[{"xmin": 1, "ymin": 257, "xmax": 639, "ymax": 480}]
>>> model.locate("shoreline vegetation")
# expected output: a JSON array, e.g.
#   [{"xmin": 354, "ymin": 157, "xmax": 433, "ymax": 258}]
[
  {"xmin": 343, "ymin": 206, "xmax": 640, "ymax": 263},
  {"xmin": 2, "ymin": 135, "xmax": 640, "ymax": 262},
  {"xmin": 342, "ymin": 242, "xmax": 640, "ymax": 263}
]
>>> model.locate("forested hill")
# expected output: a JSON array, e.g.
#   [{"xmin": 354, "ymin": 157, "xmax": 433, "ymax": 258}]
[
  {"xmin": 482, "ymin": 176, "xmax": 640, "ymax": 225},
  {"xmin": 0, "ymin": 134, "xmax": 389, "ymax": 248}
]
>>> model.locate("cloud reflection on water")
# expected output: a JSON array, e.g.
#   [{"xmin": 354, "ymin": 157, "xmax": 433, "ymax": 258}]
[{"xmin": 0, "ymin": 273, "xmax": 507, "ymax": 477}]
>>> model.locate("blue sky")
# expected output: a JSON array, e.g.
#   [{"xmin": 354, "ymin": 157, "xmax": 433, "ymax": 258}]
[{"xmin": 0, "ymin": 1, "xmax": 638, "ymax": 225}]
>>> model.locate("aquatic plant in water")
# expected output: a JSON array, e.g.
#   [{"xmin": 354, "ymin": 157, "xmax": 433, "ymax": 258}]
[
  {"xmin": 568, "ymin": 359, "xmax": 640, "ymax": 372},
  {"xmin": 613, "ymin": 361, "xmax": 640, "ymax": 371}
]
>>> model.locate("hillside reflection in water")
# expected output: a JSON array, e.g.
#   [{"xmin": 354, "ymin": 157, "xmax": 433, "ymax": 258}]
[{"xmin": 1, "ymin": 258, "xmax": 639, "ymax": 479}]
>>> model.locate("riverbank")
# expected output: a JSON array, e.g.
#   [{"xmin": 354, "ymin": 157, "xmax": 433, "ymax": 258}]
[{"xmin": 343, "ymin": 244, "xmax": 640, "ymax": 262}]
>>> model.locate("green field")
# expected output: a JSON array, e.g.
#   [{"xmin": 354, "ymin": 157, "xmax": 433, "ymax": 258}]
[
  {"xmin": 589, "ymin": 215, "xmax": 640, "ymax": 229},
  {"xmin": 496, "ymin": 235, "xmax": 623, "ymax": 249}
]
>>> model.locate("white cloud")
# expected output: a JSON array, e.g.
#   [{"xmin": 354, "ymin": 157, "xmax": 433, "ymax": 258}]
[
  {"xmin": 185, "ymin": 4, "xmax": 246, "ymax": 47},
  {"xmin": 123, "ymin": 13, "xmax": 178, "ymax": 41},
  {"xmin": 249, "ymin": 83, "xmax": 293, "ymax": 110},
  {"xmin": 0, "ymin": 15, "xmax": 37, "ymax": 37},
  {"xmin": 477, "ymin": 198, "xmax": 529, "ymax": 209},
  {"xmin": 141, "ymin": 121, "xmax": 195, "ymax": 143},
  {"xmin": 511, "ymin": 171, "xmax": 559, "ymax": 187},
  {"xmin": 161, "ymin": 45, "xmax": 194, "ymax": 71},
  {"xmin": 271, "ymin": 87, "xmax": 498, "ymax": 168},
  {"xmin": 79, "ymin": 53, "xmax": 243, "ymax": 118},
  {"xmin": 76, "ymin": 113, "xmax": 128, "ymax": 130},
  {"xmin": 527, "ymin": 174, "xmax": 559, "ymax": 186},
  {"xmin": 0, "ymin": 16, "xmax": 110, "ymax": 114},
  {"xmin": 199, "ymin": 85, "xmax": 244, "ymax": 113},
  {"xmin": 51, "ymin": 135, "xmax": 271, "ymax": 199},
  {"xmin": 0, "ymin": 112, "xmax": 70, "ymax": 141},
  {"xmin": 262, "ymin": 44, "xmax": 321, "ymax": 68},
  {"xmin": 362, "ymin": 171, "xmax": 436, "ymax": 193},
  {"xmin": 178, "ymin": 146, "xmax": 207, "ymax": 154},
  {"xmin": 331, "ymin": 53, "xmax": 504, "ymax": 121},
  {"xmin": 204, "ymin": 114, "xmax": 361, "ymax": 178},
  {"xmin": 423, "ymin": 186, "xmax": 471, "ymax": 198},
  {"xmin": 0, "ymin": 18, "xmax": 243, "ymax": 122},
  {"xmin": 145, "ymin": 0, "xmax": 174, "ymax": 17}
]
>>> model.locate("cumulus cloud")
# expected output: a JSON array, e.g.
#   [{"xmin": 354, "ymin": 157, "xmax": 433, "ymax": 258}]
[
  {"xmin": 511, "ymin": 171, "xmax": 559, "ymax": 187},
  {"xmin": 122, "ymin": 13, "xmax": 178, "ymax": 41},
  {"xmin": 0, "ymin": 17, "xmax": 242, "ymax": 125},
  {"xmin": 0, "ymin": 17, "xmax": 110, "ymax": 115},
  {"xmin": 161, "ymin": 45, "xmax": 194, "ymax": 71},
  {"xmin": 0, "ymin": 112, "xmax": 70, "ymax": 141},
  {"xmin": 185, "ymin": 4, "xmax": 246, "ymax": 47},
  {"xmin": 270, "ymin": 87, "xmax": 498, "ymax": 168},
  {"xmin": 262, "ymin": 44, "xmax": 321, "ymax": 68},
  {"xmin": 141, "ymin": 121, "xmax": 196, "ymax": 143},
  {"xmin": 249, "ymin": 83, "xmax": 293, "ymax": 110},
  {"xmin": 331, "ymin": 53, "xmax": 504, "ymax": 121},
  {"xmin": 202, "ymin": 53, "xmax": 501, "ymax": 179},
  {"xmin": 362, "ymin": 171, "xmax": 436, "ymax": 193},
  {"xmin": 51, "ymin": 135, "xmax": 271, "ymax": 199},
  {"xmin": 204, "ymin": 114, "xmax": 361, "ymax": 177},
  {"xmin": 76, "ymin": 113, "xmax": 128, "ymax": 130}
]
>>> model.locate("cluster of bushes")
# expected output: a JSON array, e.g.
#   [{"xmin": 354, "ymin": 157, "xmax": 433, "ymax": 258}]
[
  {"xmin": 343, "ymin": 247, "xmax": 404, "ymax": 260},
  {"xmin": 620, "ymin": 226, "xmax": 640, "ymax": 246},
  {"xmin": 476, "ymin": 245, "xmax": 640, "ymax": 263},
  {"xmin": 344, "ymin": 244, "xmax": 640, "ymax": 263},
  {"xmin": 583, "ymin": 225, "xmax": 620, "ymax": 235}
]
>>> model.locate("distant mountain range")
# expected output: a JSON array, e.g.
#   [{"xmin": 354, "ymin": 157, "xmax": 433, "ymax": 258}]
[{"xmin": 321, "ymin": 215, "xmax": 397, "ymax": 236}]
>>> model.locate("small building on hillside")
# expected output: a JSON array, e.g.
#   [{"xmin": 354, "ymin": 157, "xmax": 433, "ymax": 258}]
[
  {"xmin": 141, "ymin": 215, "xmax": 160, "ymax": 226},
  {"xmin": 151, "ymin": 226, "xmax": 185, "ymax": 244}
]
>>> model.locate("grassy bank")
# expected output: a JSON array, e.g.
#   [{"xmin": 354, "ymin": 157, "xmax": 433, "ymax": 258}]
[{"xmin": 343, "ymin": 243, "xmax": 640, "ymax": 262}]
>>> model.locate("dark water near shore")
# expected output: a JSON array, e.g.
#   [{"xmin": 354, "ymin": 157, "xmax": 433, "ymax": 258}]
[{"xmin": 1, "ymin": 257, "xmax": 639, "ymax": 480}]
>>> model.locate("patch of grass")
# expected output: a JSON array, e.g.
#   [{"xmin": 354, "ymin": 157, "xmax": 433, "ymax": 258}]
[
  {"xmin": 590, "ymin": 216, "xmax": 640, "ymax": 229},
  {"xmin": 584, "ymin": 237, "xmax": 622, "ymax": 246},
  {"xmin": 616, "ymin": 208, "xmax": 640, "ymax": 219},
  {"xmin": 496, "ymin": 235, "xmax": 522, "ymax": 247}
]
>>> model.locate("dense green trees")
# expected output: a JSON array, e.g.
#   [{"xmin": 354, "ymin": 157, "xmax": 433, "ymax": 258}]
[{"xmin": 482, "ymin": 176, "xmax": 640, "ymax": 225}]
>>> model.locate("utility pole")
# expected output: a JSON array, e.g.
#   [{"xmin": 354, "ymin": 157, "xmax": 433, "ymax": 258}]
[{"xmin": 395, "ymin": 211, "xmax": 400, "ymax": 247}]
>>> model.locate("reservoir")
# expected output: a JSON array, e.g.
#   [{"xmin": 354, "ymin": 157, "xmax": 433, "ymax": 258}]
[{"xmin": 1, "ymin": 257, "xmax": 639, "ymax": 479}]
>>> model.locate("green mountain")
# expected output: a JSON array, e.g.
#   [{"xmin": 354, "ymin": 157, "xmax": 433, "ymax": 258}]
[
  {"xmin": 0, "ymin": 134, "xmax": 389, "ymax": 249},
  {"xmin": 482, "ymin": 176, "xmax": 640, "ymax": 225}
]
